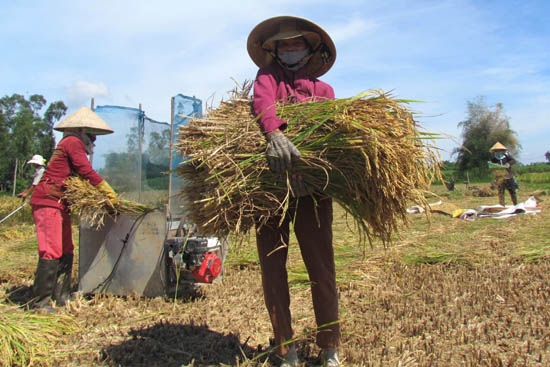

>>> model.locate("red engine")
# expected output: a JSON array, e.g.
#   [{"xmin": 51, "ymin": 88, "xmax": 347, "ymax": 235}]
[
  {"xmin": 192, "ymin": 252, "xmax": 222, "ymax": 283},
  {"xmin": 165, "ymin": 236, "xmax": 224, "ymax": 284}
]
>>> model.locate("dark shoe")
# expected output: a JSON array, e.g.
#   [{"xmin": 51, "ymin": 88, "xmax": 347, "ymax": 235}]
[
  {"xmin": 53, "ymin": 254, "xmax": 73, "ymax": 306},
  {"xmin": 31, "ymin": 258, "xmax": 59, "ymax": 311}
]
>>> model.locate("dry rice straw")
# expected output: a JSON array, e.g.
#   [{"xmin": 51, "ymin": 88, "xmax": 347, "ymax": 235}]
[
  {"xmin": 0, "ymin": 304, "xmax": 79, "ymax": 366},
  {"xmin": 177, "ymin": 82, "xmax": 442, "ymax": 245},
  {"xmin": 63, "ymin": 177, "xmax": 153, "ymax": 229}
]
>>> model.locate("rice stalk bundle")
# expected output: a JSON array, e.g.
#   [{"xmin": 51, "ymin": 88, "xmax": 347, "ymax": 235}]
[
  {"xmin": 177, "ymin": 83, "xmax": 441, "ymax": 244},
  {"xmin": 63, "ymin": 177, "xmax": 153, "ymax": 228},
  {"xmin": 0, "ymin": 304, "xmax": 79, "ymax": 367}
]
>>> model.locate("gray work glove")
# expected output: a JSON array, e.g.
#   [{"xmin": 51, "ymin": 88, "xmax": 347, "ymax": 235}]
[{"xmin": 266, "ymin": 131, "xmax": 301, "ymax": 174}]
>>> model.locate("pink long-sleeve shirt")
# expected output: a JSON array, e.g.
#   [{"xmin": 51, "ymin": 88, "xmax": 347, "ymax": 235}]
[{"xmin": 253, "ymin": 63, "xmax": 335, "ymax": 133}]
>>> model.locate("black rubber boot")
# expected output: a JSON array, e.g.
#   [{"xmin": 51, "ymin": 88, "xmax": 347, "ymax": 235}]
[
  {"xmin": 31, "ymin": 258, "xmax": 59, "ymax": 313},
  {"xmin": 53, "ymin": 254, "xmax": 73, "ymax": 306}
]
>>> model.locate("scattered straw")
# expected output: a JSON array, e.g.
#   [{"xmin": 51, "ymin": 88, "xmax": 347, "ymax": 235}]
[
  {"xmin": 177, "ymin": 81, "xmax": 442, "ymax": 244},
  {"xmin": 63, "ymin": 177, "xmax": 153, "ymax": 228}
]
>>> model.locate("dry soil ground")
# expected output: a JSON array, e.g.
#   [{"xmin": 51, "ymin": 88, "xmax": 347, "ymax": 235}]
[{"xmin": 1, "ymin": 188, "xmax": 549, "ymax": 366}]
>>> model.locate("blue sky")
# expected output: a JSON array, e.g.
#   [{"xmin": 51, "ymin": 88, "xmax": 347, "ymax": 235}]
[{"xmin": 1, "ymin": 0, "xmax": 548, "ymax": 163}]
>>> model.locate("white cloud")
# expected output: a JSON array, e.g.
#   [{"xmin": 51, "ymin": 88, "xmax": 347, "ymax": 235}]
[
  {"xmin": 1, "ymin": 0, "xmax": 549, "ymax": 163},
  {"xmin": 328, "ymin": 17, "xmax": 379, "ymax": 43},
  {"xmin": 66, "ymin": 81, "xmax": 109, "ymax": 108}
]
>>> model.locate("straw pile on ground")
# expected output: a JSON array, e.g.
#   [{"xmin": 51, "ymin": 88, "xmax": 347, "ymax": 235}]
[
  {"xmin": 177, "ymin": 82, "xmax": 441, "ymax": 244},
  {"xmin": 0, "ymin": 305, "xmax": 79, "ymax": 367},
  {"xmin": 63, "ymin": 177, "xmax": 153, "ymax": 228}
]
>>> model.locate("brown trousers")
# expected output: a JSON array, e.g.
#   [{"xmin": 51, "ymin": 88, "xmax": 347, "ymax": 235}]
[{"xmin": 255, "ymin": 195, "xmax": 340, "ymax": 355}]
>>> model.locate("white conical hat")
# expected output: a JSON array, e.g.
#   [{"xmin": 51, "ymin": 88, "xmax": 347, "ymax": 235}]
[
  {"xmin": 27, "ymin": 154, "xmax": 45, "ymax": 165},
  {"xmin": 54, "ymin": 106, "xmax": 114, "ymax": 135}
]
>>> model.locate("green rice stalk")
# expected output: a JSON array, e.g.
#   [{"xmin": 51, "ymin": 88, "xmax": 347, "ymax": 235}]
[
  {"xmin": 0, "ymin": 305, "xmax": 79, "ymax": 367},
  {"xmin": 63, "ymin": 177, "xmax": 153, "ymax": 229},
  {"xmin": 176, "ymin": 81, "xmax": 442, "ymax": 245}
]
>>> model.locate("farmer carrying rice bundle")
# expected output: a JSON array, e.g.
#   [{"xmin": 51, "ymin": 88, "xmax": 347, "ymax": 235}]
[
  {"xmin": 177, "ymin": 15, "xmax": 441, "ymax": 367},
  {"xmin": 247, "ymin": 15, "xmax": 340, "ymax": 367},
  {"xmin": 488, "ymin": 141, "xmax": 518, "ymax": 206},
  {"xmin": 29, "ymin": 107, "xmax": 118, "ymax": 312}
]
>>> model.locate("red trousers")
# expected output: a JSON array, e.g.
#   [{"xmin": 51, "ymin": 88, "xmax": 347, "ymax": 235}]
[
  {"xmin": 32, "ymin": 206, "xmax": 74, "ymax": 260},
  {"xmin": 255, "ymin": 195, "xmax": 340, "ymax": 355}
]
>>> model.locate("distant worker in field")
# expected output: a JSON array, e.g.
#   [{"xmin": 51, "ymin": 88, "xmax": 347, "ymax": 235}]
[
  {"xmin": 17, "ymin": 154, "xmax": 46, "ymax": 201},
  {"xmin": 489, "ymin": 141, "xmax": 518, "ymax": 206},
  {"xmin": 29, "ymin": 107, "xmax": 119, "ymax": 312},
  {"xmin": 247, "ymin": 16, "xmax": 340, "ymax": 367}
]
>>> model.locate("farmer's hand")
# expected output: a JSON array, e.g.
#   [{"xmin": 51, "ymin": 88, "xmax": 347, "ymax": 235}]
[
  {"xmin": 17, "ymin": 188, "xmax": 32, "ymax": 201},
  {"xmin": 266, "ymin": 130, "xmax": 301, "ymax": 174},
  {"xmin": 96, "ymin": 180, "xmax": 119, "ymax": 206}
]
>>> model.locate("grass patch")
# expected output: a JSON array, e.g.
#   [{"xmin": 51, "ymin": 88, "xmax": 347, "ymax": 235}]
[{"xmin": 516, "ymin": 240, "xmax": 550, "ymax": 261}]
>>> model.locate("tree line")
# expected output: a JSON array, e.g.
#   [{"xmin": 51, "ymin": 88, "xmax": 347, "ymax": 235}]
[
  {"xmin": 0, "ymin": 94, "xmax": 172, "ymax": 197},
  {"xmin": 1, "ymin": 93, "xmax": 545, "ymax": 195},
  {"xmin": 0, "ymin": 94, "xmax": 67, "ymax": 194}
]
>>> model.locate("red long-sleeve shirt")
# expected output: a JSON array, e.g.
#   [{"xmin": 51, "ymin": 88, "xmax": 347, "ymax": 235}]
[
  {"xmin": 253, "ymin": 63, "xmax": 335, "ymax": 133},
  {"xmin": 30, "ymin": 135, "xmax": 104, "ymax": 210}
]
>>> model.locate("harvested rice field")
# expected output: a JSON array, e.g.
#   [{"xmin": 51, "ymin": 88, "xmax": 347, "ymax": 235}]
[{"xmin": 0, "ymin": 184, "xmax": 549, "ymax": 366}]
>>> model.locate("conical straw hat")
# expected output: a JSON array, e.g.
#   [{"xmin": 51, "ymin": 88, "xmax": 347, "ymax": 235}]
[
  {"xmin": 54, "ymin": 106, "xmax": 114, "ymax": 135},
  {"xmin": 247, "ymin": 15, "xmax": 336, "ymax": 78},
  {"xmin": 489, "ymin": 142, "xmax": 507, "ymax": 152}
]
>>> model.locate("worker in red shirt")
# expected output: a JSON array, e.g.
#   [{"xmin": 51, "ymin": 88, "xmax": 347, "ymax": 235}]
[{"xmin": 29, "ymin": 106, "xmax": 118, "ymax": 312}]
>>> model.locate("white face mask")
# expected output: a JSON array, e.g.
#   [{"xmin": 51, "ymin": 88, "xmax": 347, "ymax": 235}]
[{"xmin": 277, "ymin": 49, "xmax": 311, "ymax": 71}]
